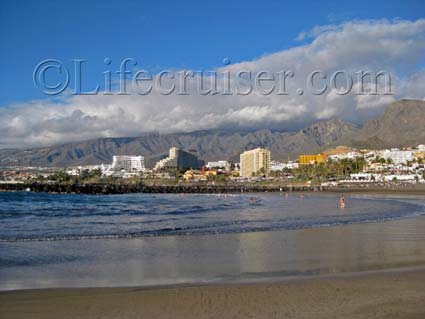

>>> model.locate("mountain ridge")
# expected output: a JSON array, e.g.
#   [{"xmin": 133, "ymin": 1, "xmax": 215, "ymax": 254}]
[{"xmin": 0, "ymin": 99, "xmax": 424, "ymax": 168}]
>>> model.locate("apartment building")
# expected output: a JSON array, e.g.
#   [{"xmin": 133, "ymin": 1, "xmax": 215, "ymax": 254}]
[{"xmin": 240, "ymin": 148, "xmax": 271, "ymax": 177}]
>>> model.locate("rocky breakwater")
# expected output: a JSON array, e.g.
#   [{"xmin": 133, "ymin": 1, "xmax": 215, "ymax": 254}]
[{"xmin": 0, "ymin": 182, "xmax": 319, "ymax": 195}]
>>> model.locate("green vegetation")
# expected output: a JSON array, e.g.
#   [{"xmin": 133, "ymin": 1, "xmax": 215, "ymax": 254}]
[
  {"xmin": 33, "ymin": 169, "xmax": 105, "ymax": 184},
  {"xmin": 287, "ymin": 158, "xmax": 366, "ymax": 183},
  {"xmin": 49, "ymin": 171, "xmax": 71, "ymax": 183},
  {"xmin": 207, "ymin": 174, "xmax": 228, "ymax": 183},
  {"xmin": 165, "ymin": 168, "xmax": 185, "ymax": 179}
]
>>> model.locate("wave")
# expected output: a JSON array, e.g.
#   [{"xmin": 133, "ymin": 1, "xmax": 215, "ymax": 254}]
[{"xmin": 1, "ymin": 202, "xmax": 424, "ymax": 243}]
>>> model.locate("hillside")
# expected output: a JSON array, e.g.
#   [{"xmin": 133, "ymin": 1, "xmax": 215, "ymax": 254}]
[{"xmin": 0, "ymin": 99, "xmax": 424, "ymax": 168}]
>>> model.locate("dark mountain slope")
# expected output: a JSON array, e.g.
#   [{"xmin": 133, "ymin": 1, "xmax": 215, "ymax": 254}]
[{"xmin": 0, "ymin": 99, "xmax": 424, "ymax": 168}]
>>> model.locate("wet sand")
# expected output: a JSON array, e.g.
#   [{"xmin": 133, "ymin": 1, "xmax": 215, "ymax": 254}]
[{"xmin": 1, "ymin": 267, "xmax": 425, "ymax": 319}]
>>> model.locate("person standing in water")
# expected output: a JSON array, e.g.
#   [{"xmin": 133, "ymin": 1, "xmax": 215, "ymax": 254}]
[{"xmin": 339, "ymin": 195, "xmax": 345, "ymax": 209}]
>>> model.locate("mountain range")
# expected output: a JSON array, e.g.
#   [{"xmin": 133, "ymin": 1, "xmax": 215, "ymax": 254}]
[{"xmin": 1, "ymin": 99, "xmax": 424, "ymax": 168}]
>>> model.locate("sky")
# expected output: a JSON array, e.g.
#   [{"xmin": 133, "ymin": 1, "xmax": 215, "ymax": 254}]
[{"xmin": 0, "ymin": 0, "xmax": 424, "ymax": 148}]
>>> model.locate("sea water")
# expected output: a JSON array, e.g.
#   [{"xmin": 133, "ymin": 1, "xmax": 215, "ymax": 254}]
[{"xmin": 1, "ymin": 192, "xmax": 425, "ymax": 290}]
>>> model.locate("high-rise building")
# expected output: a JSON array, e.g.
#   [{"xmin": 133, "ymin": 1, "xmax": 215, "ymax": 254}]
[
  {"xmin": 240, "ymin": 148, "xmax": 271, "ymax": 177},
  {"xmin": 154, "ymin": 147, "xmax": 204, "ymax": 170},
  {"xmin": 111, "ymin": 155, "xmax": 146, "ymax": 172}
]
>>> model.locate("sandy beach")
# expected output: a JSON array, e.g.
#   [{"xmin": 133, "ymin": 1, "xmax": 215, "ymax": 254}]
[
  {"xmin": 1, "ymin": 267, "xmax": 425, "ymax": 319},
  {"xmin": 1, "ymin": 193, "xmax": 425, "ymax": 318}
]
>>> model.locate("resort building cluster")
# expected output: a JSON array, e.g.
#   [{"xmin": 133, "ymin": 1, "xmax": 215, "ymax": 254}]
[{"xmin": 1, "ymin": 145, "xmax": 425, "ymax": 186}]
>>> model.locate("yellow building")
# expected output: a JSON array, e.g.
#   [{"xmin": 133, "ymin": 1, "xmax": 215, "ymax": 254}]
[
  {"xmin": 299, "ymin": 153, "xmax": 327, "ymax": 165},
  {"xmin": 183, "ymin": 170, "xmax": 206, "ymax": 181},
  {"xmin": 240, "ymin": 148, "xmax": 271, "ymax": 177},
  {"xmin": 415, "ymin": 151, "xmax": 425, "ymax": 160},
  {"xmin": 183, "ymin": 169, "xmax": 218, "ymax": 181}
]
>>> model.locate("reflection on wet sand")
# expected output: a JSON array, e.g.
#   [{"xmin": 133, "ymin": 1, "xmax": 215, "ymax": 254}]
[{"xmin": 1, "ymin": 215, "xmax": 425, "ymax": 290}]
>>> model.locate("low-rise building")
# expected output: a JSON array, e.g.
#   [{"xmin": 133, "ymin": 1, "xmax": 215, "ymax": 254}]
[
  {"xmin": 379, "ymin": 149, "xmax": 414, "ymax": 165},
  {"xmin": 348, "ymin": 173, "xmax": 383, "ymax": 182},
  {"xmin": 328, "ymin": 151, "xmax": 362, "ymax": 161},
  {"xmin": 365, "ymin": 162, "xmax": 385, "ymax": 172},
  {"xmin": 415, "ymin": 151, "xmax": 425, "ymax": 160},
  {"xmin": 417, "ymin": 144, "xmax": 425, "ymax": 152},
  {"xmin": 270, "ymin": 161, "xmax": 286, "ymax": 171},
  {"xmin": 299, "ymin": 153, "xmax": 327, "ymax": 165},
  {"xmin": 183, "ymin": 169, "xmax": 206, "ymax": 181},
  {"xmin": 383, "ymin": 174, "xmax": 423, "ymax": 182},
  {"xmin": 270, "ymin": 161, "xmax": 299, "ymax": 171},
  {"xmin": 67, "ymin": 165, "xmax": 102, "ymax": 176},
  {"xmin": 206, "ymin": 161, "xmax": 230, "ymax": 171}
]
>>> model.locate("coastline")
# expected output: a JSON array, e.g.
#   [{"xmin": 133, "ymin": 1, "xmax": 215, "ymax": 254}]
[{"xmin": 1, "ymin": 266, "xmax": 425, "ymax": 319}]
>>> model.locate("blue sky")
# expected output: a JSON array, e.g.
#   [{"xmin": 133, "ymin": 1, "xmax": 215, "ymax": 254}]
[
  {"xmin": 0, "ymin": 1, "xmax": 425, "ymax": 148},
  {"xmin": 1, "ymin": 0, "xmax": 424, "ymax": 106}
]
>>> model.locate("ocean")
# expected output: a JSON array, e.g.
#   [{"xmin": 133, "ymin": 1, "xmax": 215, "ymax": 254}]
[{"xmin": 1, "ymin": 192, "xmax": 425, "ymax": 290}]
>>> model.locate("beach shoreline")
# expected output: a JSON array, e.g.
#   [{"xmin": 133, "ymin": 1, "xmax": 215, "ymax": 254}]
[{"xmin": 1, "ymin": 266, "xmax": 425, "ymax": 319}]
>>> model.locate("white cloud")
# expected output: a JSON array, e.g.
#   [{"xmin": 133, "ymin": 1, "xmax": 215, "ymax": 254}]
[{"xmin": 1, "ymin": 19, "xmax": 425, "ymax": 148}]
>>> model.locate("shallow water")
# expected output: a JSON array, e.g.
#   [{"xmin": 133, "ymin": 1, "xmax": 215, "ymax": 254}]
[
  {"xmin": 1, "ymin": 192, "xmax": 424, "ymax": 241},
  {"xmin": 0, "ymin": 192, "xmax": 425, "ymax": 290}
]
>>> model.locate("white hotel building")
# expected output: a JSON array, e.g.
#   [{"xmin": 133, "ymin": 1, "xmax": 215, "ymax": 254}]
[
  {"xmin": 206, "ymin": 161, "xmax": 231, "ymax": 171},
  {"xmin": 103, "ymin": 155, "xmax": 146, "ymax": 176},
  {"xmin": 111, "ymin": 155, "xmax": 146, "ymax": 172},
  {"xmin": 379, "ymin": 149, "xmax": 414, "ymax": 165}
]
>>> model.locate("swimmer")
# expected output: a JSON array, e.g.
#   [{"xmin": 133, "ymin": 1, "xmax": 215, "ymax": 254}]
[{"xmin": 339, "ymin": 195, "xmax": 345, "ymax": 209}]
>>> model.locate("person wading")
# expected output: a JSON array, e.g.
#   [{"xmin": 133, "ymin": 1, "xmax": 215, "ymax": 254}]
[{"xmin": 339, "ymin": 195, "xmax": 345, "ymax": 209}]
